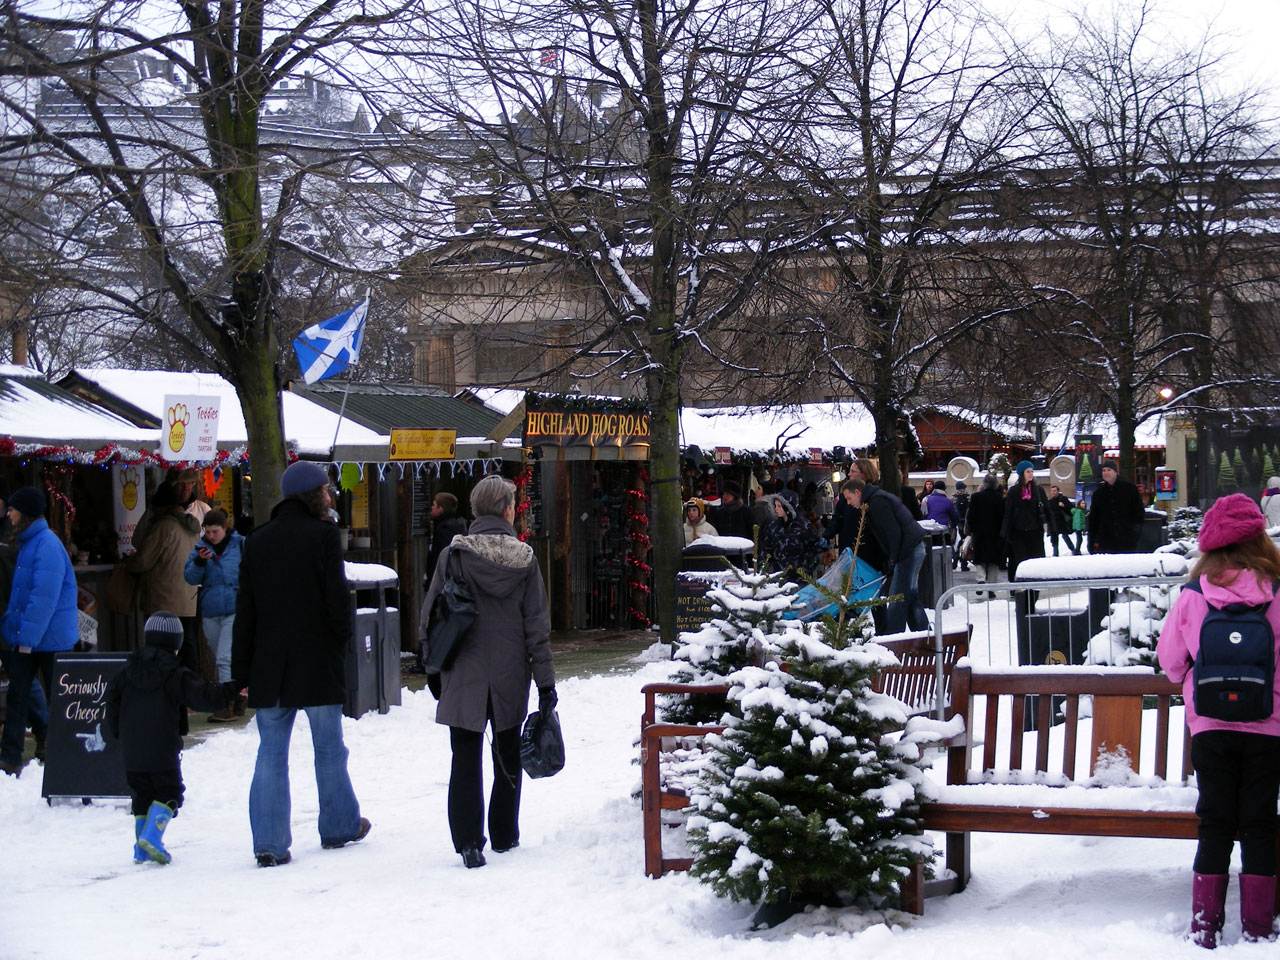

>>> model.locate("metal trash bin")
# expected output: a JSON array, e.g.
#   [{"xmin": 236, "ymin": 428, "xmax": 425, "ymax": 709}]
[
  {"xmin": 344, "ymin": 563, "xmax": 401, "ymax": 719},
  {"xmin": 1137, "ymin": 512, "xmax": 1168, "ymax": 553},
  {"xmin": 918, "ymin": 532, "xmax": 954, "ymax": 608}
]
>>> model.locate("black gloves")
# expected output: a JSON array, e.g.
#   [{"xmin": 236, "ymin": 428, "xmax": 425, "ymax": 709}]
[
  {"xmin": 426, "ymin": 673, "xmax": 442, "ymax": 699},
  {"xmin": 538, "ymin": 686, "xmax": 558, "ymax": 714}
]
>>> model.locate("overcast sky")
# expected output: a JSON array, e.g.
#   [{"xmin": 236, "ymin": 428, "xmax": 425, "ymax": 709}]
[{"xmin": 985, "ymin": 0, "xmax": 1280, "ymax": 112}]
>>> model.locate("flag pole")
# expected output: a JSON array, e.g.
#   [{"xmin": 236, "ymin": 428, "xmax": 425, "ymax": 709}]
[{"xmin": 330, "ymin": 373, "xmax": 353, "ymax": 459}]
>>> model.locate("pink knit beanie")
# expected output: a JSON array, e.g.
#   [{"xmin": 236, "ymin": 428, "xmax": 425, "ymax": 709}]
[{"xmin": 1198, "ymin": 493, "xmax": 1267, "ymax": 552}]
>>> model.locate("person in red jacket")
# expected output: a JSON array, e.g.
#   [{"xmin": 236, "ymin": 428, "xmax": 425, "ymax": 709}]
[{"xmin": 1157, "ymin": 493, "xmax": 1280, "ymax": 947}]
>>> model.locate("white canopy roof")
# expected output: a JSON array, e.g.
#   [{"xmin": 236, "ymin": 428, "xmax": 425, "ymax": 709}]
[{"xmin": 0, "ymin": 366, "xmax": 158, "ymax": 446}]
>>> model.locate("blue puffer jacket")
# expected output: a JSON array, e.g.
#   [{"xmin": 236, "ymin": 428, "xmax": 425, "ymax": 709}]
[
  {"xmin": 183, "ymin": 530, "xmax": 244, "ymax": 617},
  {"xmin": 2, "ymin": 517, "xmax": 79, "ymax": 652}
]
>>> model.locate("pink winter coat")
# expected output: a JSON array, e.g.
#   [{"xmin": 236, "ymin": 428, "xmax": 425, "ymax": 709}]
[{"xmin": 1157, "ymin": 569, "xmax": 1280, "ymax": 738}]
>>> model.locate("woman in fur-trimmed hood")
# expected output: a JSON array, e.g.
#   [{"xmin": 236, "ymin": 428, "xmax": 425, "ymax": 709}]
[
  {"xmin": 759, "ymin": 493, "xmax": 819, "ymax": 579},
  {"xmin": 419, "ymin": 475, "xmax": 554, "ymax": 868}
]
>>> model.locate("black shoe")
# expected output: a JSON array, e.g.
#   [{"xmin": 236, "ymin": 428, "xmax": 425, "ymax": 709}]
[
  {"xmin": 492, "ymin": 840, "xmax": 520, "ymax": 853},
  {"xmin": 0, "ymin": 759, "xmax": 20, "ymax": 778},
  {"xmin": 461, "ymin": 846, "xmax": 486, "ymax": 869},
  {"xmin": 322, "ymin": 817, "xmax": 372, "ymax": 849},
  {"xmin": 256, "ymin": 851, "xmax": 291, "ymax": 867},
  {"xmin": 34, "ymin": 739, "xmax": 46, "ymax": 763}
]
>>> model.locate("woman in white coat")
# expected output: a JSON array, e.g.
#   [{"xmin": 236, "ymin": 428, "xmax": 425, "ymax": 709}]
[{"xmin": 1261, "ymin": 476, "xmax": 1280, "ymax": 528}]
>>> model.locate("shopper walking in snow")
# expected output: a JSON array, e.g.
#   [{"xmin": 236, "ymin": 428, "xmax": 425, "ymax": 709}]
[
  {"xmin": 1001, "ymin": 461, "xmax": 1055, "ymax": 581},
  {"xmin": 1156, "ymin": 493, "xmax": 1280, "ymax": 947},
  {"xmin": 841, "ymin": 478, "xmax": 928, "ymax": 633},
  {"xmin": 420, "ymin": 474, "xmax": 555, "ymax": 869},
  {"xmin": 0, "ymin": 486, "xmax": 78, "ymax": 778},
  {"xmin": 1070, "ymin": 499, "xmax": 1087, "ymax": 555},
  {"xmin": 105, "ymin": 611, "xmax": 234, "ymax": 865},
  {"xmin": 1047, "ymin": 484, "xmax": 1074, "ymax": 557},
  {"xmin": 232, "ymin": 461, "xmax": 371, "ymax": 867},
  {"xmin": 1087, "ymin": 460, "xmax": 1146, "ymax": 554},
  {"xmin": 951, "ymin": 481, "xmax": 971, "ymax": 571},
  {"xmin": 126, "ymin": 482, "xmax": 201, "ymax": 676},
  {"xmin": 183, "ymin": 509, "xmax": 244, "ymax": 721},
  {"xmin": 1261, "ymin": 476, "xmax": 1280, "ymax": 528},
  {"xmin": 965, "ymin": 474, "xmax": 1006, "ymax": 596},
  {"xmin": 921, "ymin": 480, "xmax": 960, "ymax": 531}
]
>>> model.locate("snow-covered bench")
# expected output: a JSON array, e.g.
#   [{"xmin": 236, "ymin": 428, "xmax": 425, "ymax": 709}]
[
  {"xmin": 906, "ymin": 663, "xmax": 1280, "ymax": 916},
  {"xmin": 639, "ymin": 627, "xmax": 971, "ymax": 879}
]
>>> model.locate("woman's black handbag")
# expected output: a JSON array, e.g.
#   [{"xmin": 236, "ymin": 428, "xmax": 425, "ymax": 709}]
[
  {"xmin": 519, "ymin": 707, "xmax": 566, "ymax": 779},
  {"xmin": 424, "ymin": 551, "xmax": 478, "ymax": 672}
]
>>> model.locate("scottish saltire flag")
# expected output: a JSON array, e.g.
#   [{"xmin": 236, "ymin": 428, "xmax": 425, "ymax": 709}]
[{"xmin": 293, "ymin": 297, "xmax": 368, "ymax": 384}]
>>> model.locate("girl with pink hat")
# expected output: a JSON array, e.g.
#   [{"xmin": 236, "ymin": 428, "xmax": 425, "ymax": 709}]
[{"xmin": 1157, "ymin": 493, "xmax": 1280, "ymax": 947}]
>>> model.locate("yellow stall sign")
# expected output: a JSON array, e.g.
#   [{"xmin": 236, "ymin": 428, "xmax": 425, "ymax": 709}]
[{"xmin": 389, "ymin": 429, "xmax": 456, "ymax": 461}]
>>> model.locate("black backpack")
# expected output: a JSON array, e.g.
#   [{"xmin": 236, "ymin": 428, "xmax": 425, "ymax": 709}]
[{"xmin": 1185, "ymin": 579, "xmax": 1277, "ymax": 723}]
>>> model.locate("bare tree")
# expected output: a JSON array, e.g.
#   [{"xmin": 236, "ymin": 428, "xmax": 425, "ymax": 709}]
[
  {"xmin": 1018, "ymin": 1, "xmax": 1280, "ymax": 478},
  {"xmin": 775, "ymin": 0, "xmax": 1034, "ymax": 493},
  {"xmin": 384, "ymin": 0, "xmax": 827, "ymax": 641},
  {"xmin": 0, "ymin": 2, "xmax": 412, "ymax": 512}
]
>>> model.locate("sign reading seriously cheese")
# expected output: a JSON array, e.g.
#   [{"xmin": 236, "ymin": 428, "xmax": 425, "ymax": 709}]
[{"xmin": 523, "ymin": 397, "xmax": 650, "ymax": 449}]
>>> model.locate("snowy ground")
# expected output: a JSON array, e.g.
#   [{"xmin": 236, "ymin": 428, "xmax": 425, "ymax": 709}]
[{"xmin": 1, "ymin": 639, "xmax": 1269, "ymax": 960}]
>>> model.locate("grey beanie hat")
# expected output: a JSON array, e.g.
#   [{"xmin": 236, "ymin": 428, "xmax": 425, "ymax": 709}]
[
  {"xmin": 281, "ymin": 461, "xmax": 330, "ymax": 497},
  {"xmin": 144, "ymin": 611, "xmax": 184, "ymax": 651}
]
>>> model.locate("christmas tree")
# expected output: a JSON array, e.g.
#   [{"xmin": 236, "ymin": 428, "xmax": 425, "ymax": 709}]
[
  {"xmin": 1218, "ymin": 451, "xmax": 1236, "ymax": 492},
  {"xmin": 1078, "ymin": 450, "xmax": 1094, "ymax": 481},
  {"xmin": 1263, "ymin": 451, "xmax": 1277, "ymax": 482},
  {"xmin": 1233, "ymin": 448, "xmax": 1248, "ymax": 490},
  {"xmin": 988, "ymin": 451, "xmax": 1012, "ymax": 484},
  {"xmin": 686, "ymin": 610, "xmax": 936, "ymax": 923},
  {"xmin": 663, "ymin": 567, "xmax": 799, "ymax": 725}
]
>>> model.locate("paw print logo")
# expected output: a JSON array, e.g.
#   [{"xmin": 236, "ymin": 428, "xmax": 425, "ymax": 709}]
[
  {"xmin": 120, "ymin": 467, "xmax": 140, "ymax": 511},
  {"xmin": 166, "ymin": 404, "xmax": 191, "ymax": 453}
]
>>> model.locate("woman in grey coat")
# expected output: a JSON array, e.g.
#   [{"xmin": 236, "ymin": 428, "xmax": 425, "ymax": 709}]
[{"xmin": 419, "ymin": 475, "xmax": 555, "ymax": 869}]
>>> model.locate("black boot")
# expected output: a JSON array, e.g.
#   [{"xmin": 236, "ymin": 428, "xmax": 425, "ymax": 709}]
[{"xmin": 461, "ymin": 846, "xmax": 486, "ymax": 869}]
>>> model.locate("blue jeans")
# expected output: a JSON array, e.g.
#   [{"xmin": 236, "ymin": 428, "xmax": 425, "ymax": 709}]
[
  {"xmin": 202, "ymin": 614, "xmax": 235, "ymax": 684},
  {"xmin": 884, "ymin": 541, "xmax": 929, "ymax": 634},
  {"xmin": 248, "ymin": 705, "xmax": 362, "ymax": 858}
]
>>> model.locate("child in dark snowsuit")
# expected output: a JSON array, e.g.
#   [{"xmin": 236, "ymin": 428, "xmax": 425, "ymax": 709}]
[{"xmin": 105, "ymin": 611, "xmax": 235, "ymax": 864}]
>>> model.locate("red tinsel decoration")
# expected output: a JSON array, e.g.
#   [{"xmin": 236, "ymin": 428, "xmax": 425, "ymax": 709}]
[{"xmin": 625, "ymin": 464, "xmax": 653, "ymax": 628}]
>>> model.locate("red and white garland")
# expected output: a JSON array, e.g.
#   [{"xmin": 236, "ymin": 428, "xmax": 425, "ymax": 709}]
[{"xmin": 626, "ymin": 465, "xmax": 652, "ymax": 627}]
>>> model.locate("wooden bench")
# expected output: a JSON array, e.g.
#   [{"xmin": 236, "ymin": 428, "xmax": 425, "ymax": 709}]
[
  {"xmin": 640, "ymin": 627, "xmax": 971, "ymax": 879},
  {"xmin": 906, "ymin": 663, "xmax": 1280, "ymax": 915}
]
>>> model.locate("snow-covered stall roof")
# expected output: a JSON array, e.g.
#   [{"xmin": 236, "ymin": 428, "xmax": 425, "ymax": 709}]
[
  {"xmin": 67, "ymin": 368, "xmax": 388, "ymax": 457},
  {"xmin": 1041, "ymin": 413, "xmax": 1166, "ymax": 451},
  {"xmin": 0, "ymin": 365, "xmax": 158, "ymax": 446},
  {"xmin": 680, "ymin": 402, "xmax": 877, "ymax": 455}
]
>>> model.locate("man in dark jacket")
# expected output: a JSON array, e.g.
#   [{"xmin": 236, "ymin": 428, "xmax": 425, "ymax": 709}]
[
  {"xmin": 426, "ymin": 492, "xmax": 468, "ymax": 586},
  {"xmin": 106, "ymin": 611, "xmax": 233, "ymax": 864},
  {"xmin": 843, "ymin": 479, "xmax": 927, "ymax": 634},
  {"xmin": 1087, "ymin": 460, "xmax": 1146, "ymax": 554},
  {"xmin": 965, "ymin": 474, "xmax": 1007, "ymax": 594},
  {"xmin": 1047, "ymin": 485, "xmax": 1074, "ymax": 557},
  {"xmin": 710, "ymin": 481, "xmax": 754, "ymax": 541},
  {"xmin": 232, "ymin": 461, "xmax": 370, "ymax": 867}
]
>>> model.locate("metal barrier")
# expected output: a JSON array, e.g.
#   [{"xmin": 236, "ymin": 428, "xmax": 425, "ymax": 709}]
[{"xmin": 928, "ymin": 574, "xmax": 1188, "ymax": 719}]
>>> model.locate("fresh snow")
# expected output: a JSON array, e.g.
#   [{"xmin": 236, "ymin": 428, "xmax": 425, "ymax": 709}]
[
  {"xmin": 1015, "ymin": 554, "xmax": 1189, "ymax": 580},
  {"xmin": 0, "ymin": 645, "xmax": 1247, "ymax": 958}
]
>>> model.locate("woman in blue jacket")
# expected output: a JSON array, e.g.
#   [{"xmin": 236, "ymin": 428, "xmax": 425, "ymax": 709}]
[
  {"xmin": 183, "ymin": 509, "xmax": 244, "ymax": 721},
  {"xmin": 0, "ymin": 486, "xmax": 78, "ymax": 776}
]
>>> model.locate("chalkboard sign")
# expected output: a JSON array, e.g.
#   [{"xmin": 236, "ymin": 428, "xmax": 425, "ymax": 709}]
[
  {"xmin": 411, "ymin": 476, "xmax": 432, "ymax": 536},
  {"xmin": 675, "ymin": 576, "xmax": 718, "ymax": 635},
  {"xmin": 41, "ymin": 652, "xmax": 130, "ymax": 802}
]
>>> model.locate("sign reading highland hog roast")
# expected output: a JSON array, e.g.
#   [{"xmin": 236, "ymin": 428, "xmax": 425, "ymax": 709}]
[
  {"xmin": 523, "ymin": 395, "xmax": 650, "ymax": 449},
  {"xmin": 42, "ymin": 652, "xmax": 130, "ymax": 801},
  {"xmin": 161, "ymin": 395, "xmax": 220, "ymax": 461}
]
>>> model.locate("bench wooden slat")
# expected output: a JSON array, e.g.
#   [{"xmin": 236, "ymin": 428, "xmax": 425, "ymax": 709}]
[
  {"xmin": 1062, "ymin": 695, "xmax": 1079, "ymax": 780},
  {"xmin": 1035, "ymin": 697, "xmax": 1051, "ymax": 772},
  {"xmin": 1155, "ymin": 696, "xmax": 1171, "ymax": 781},
  {"xmin": 1009, "ymin": 696, "xmax": 1025, "ymax": 770},
  {"xmin": 921, "ymin": 804, "xmax": 1201, "ymax": 839},
  {"xmin": 982, "ymin": 695, "xmax": 999, "ymax": 772}
]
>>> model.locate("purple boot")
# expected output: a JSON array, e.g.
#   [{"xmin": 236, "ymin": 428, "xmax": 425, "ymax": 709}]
[
  {"xmin": 1191, "ymin": 873, "xmax": 1229, "ymax": 949},
  {"xmin": 1240, "ymin": 874, "xmax": 1277, "ymax": 943}
]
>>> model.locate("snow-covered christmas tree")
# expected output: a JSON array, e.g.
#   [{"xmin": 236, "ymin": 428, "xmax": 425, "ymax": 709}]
[
  {"xmin": 686, "ymin": 609, "xmax": 937, "ymax": 924},
  {"xmin": 988, "ymin": 451, "xmax": 1012, "ymax": 484},
  {"xmin": 662, "ymin": 567, "xmax": 799, "ymax": 725},
  {"xmin": 1218, "ymin": 451, "xmax": 1237, "ymax": 492}
]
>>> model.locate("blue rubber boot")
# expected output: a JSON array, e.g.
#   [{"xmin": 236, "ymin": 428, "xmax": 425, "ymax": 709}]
[
  {"xmin": 133, "ymin": 816, "xmax": 148, "ymax": 863},
  {"xmin": 138, "ymin": 801, "xmax": 174, "ymax": 864}
]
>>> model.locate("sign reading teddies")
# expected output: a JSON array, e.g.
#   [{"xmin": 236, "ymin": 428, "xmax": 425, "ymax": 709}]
[
  {"xmin": 523, "ymin": 396, "xmax": 650, "ymax": 449},
  {"xmin": 161, "ymin": 395, "xmax": 221, "ymax": 460}
]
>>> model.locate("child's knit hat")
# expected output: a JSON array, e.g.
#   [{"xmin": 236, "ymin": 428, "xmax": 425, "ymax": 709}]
[{"xmin": 144, "ymin": 611, "xmax": 184, "ymax": 651}]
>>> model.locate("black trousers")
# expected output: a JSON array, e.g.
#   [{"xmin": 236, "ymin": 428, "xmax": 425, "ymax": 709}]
[
  {"xmin": 448, "ymin": 714, "xmax": 523, "ymax": 853},
  {"xmin": 0, "ymin": 650, "xmax": 54, "ymax": 766},
  {"xmin": 126, "ymin": 769, "xmax": 185, "ymax": 816},
  {"xmin": 1191, "ymin": 730, "xmax": 1280, "ymax": 875},
  {"xmin": 178, "ymin": 615, "xmax": 201, "ymax": 676}
]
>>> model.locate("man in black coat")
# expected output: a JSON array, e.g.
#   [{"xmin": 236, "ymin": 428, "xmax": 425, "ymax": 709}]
[
  {"xmin": 1087, "ymin": 460, "xmax": 1147, "ymax": 554},
  {"xmin": 232, "ymin": 461, "xmax": 370, "ymax": 867},
  {"xmin": 1047, "ymin": 484, "xmax": 1075, "ymax": 557},
  {"xmin": 426, "ymin": 491, "xmax": 468, "ymax": 586},
  {"xmin": 843, "ymin": 479, "xmax": 928, "ymax": 633},
  {"xmin": 710, "ymin": 481, "xmax": 755, "ymax": 541}
]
